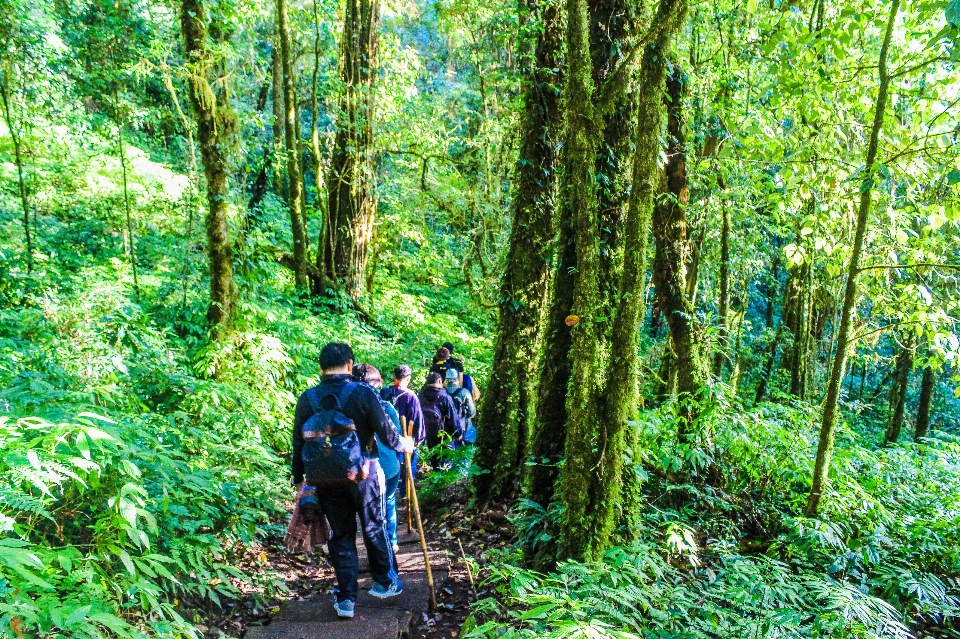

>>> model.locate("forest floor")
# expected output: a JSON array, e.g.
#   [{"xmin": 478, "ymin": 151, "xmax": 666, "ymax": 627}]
[{"xmin": 194, "ymin": 478, "xmax": 514, "ymax": 639}]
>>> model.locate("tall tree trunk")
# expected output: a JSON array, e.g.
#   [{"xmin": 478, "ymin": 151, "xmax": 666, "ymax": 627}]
[
  {"xmin": 525, "ymin": 196, "xmax": 576, "ymax": 512},
  {"xmin": 0, "ymin": 70, "xmax": 33, "ymax": 274},
  {"xmin": 915, "ymin": 365, "xmax": 934, "ymax": 440},
  {"xmin": 558, "ymin": 0, "xmax": 687, "ymax": 563},
  {"xmin": 553, "ymin": 0, "xmax": 603, "ymax": 561},
  {"xmin": 321, "ymin": 0, "xmax": 380, "ymax": 298},
  {"xmin": 651, "ymin": 66, "xmax": 703, "ymax": 442},
  {"xmin": 883, "ymin": 338, "xmax": 913, "ymax": 445},
  {"xmin": 805, "ymin": 0, "xmax": 899, "ymax": 517},
  {"xmin": 271, "ymin": 44, "xmax": 286, "ymax": 197},
  {"xmin": 180, "ymin": 0, "xmax": 237, "ymax": 336},
  {"xmin": 712, "ymin": 201, "xmax": 731, "ymax": 376},
  {"xmin": 276, "ymin": 0, "xmax": 309, "ymax": 291},
  {"xmin": 116, "ymin": 122, "xmax": 139, "ymax": 298},
  {"xmin": 472, "ymin": 0, "xmax": 562, "ymax": 504}
]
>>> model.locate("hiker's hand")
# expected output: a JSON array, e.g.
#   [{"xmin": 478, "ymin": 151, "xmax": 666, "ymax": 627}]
[{"xmin": 399, "ymin": 435, "xmax": 415, "ymax": 454}]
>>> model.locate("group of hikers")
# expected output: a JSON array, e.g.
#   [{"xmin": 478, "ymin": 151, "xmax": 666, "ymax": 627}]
[{"xmin": 290, "ymin": 341, "xmax": 480, "ymax": 619}]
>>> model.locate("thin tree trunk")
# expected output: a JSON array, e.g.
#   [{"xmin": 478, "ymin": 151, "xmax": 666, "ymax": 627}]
[
  {"xmin": 0, "ymin": 71, "xmax": 33, "ymax": 274},
  {"xmin": 277, "ymin": 0, "xmax": 309, "ymax": 291},
  {"xmin": 116, "ymin": 122, "xmax": 140, "ymax": 299},
  {"xmin": 180, "ymin": 0, "xmax": 238, "ymax": 337},
  {"xmin": 713, "ymin": 201, "xmax": 731, "ymax": 376},
  {"xmin": 915, "ymin": 365, "xmax": 934, "ymax": 440},
  {"xmin": 272, "ymin": 45, "xmax": 286, "ymax": 197},
  {"xmin": 321, "ymin": 0, "xmax": 380, "ymax": 298},
  {"xmin": 651, "ymin": 66, "xmax": 703, "ymax": 442},
  {"xmin": 309, "ymin": 0, "xmax": 329, "ymax": 293},
  {"xmin": 883, "ymin": 338, "xmax": 913, "ymax": 445},
  {"xmin": 805, "ymin": 0, "xmax": 899, "ymax": 517},
  {"xmin": 754, "ymin": 322, "xmax": 784, "ymax": 405},
  {"xmin": 473, "ymin": 0, "xmax": 562, "ymax": 504}
]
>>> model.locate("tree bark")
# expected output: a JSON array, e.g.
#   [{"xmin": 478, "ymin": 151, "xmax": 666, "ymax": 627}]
[
  {"xmin": 0, "ymin": 71, "xmax": 33, "ymax": 274},
  {"xmin": 116, "ymin": 123, "xmax": 139, "ymax": 298},
  {"xmin": 650, "ymin": 65, "xmax": 703, "ymax": 442},
  {"xmin": 180, "ymin": 0, "xmax": 237, "ymax": 336},
  {"xmin": 472, "ymin": 0, "xmax": 562, "ymax": 504},
  {"xmin": 883, "ymin": 338, "xmax": 913, "ymax": 445},
  {"xmin": 914, "ymin": 365, "xmax": 934, "ymax": 440},
  {"xmin": 712, "ymin": 201, "xmax": 731, "ymax": 376},
  {"xmin": 276, "ymin": 0, "xmax": 309, "ymax": 291},
  {"xmin": 558, "ymin": 0, "xmax": 687, "ymax": 563},
  {"xmin": 321, "ymin": 0, "xmax": 380, "ymax": 298},
  {"xmin": 805, "ymin": 0, "xmax": 900, "ymax": 517},
  {"xmin": 272, "ymin": 44, "xmax": 286, "ymax": 198}
]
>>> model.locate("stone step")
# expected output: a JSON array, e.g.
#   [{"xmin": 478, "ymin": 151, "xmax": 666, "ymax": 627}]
[
  {"xmin": 358, "ymin": 549, "xmax": 448, "ymax": 574},
  {"xmin": 245, "ymin": 609, "xmax": 412, "ymax": 639}
]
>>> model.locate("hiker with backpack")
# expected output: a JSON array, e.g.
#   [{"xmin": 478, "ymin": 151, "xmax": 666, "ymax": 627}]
[
  {"xmin": 418, "ymin": 371, "xmax": 462, "ymax": 454},
  {"xmin": 353, "ymin": 364, "xmax": 403, "ymax": 554},
  {"xmin": 381, "ymin": 364, "xmax": 425, "ymax": 494},
  {"xmin": 292, "ymin": 343, "xmax": 415, "ymax": 619},
  {"xmin": 443, "ymin": 367, "xmax": 477, "ymax": 445}
]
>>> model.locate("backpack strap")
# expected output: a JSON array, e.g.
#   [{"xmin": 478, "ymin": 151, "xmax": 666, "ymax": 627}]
[
  {"xmin": 306, "ymin": 386, "xmax": 322, "ymax": 413},
  {"xmin": 336, "ymin": 381, "xmax": 358, "ymax": 409}
]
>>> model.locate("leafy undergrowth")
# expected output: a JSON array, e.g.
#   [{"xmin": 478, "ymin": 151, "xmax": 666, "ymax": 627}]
[
  {"xmin": 465, "ymin": 396, "xmax": 960, "ymax": 639},
  {"xmin": 0, "ymin": 254, "xmax": 490, "ymax": 639}
]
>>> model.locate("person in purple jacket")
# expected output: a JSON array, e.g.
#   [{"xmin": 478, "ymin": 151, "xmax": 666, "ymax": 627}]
[{"xmin": 381, "ymin": 364, "xmax": 425, "ymax": 492}]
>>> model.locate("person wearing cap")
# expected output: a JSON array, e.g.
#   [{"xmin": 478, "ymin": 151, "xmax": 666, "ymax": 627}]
[
  {"xmin": 353, "ymin": 364, "xmax": 403, "ymax": 554},
  {"xmin": 443, "ymin": 367, "xmax": 476, "ymax": 446},
  {"xmin": 381, "ymin": 364, "xmax": 425, "ymax": 497},
  {"xmin": 429, "ymin": 344, "xmax": 464, "ymax": 386}
]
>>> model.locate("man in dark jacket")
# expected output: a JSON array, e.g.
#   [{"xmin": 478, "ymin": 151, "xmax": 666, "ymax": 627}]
[
  {"xmin": 292, "ymin": 343, "xmax": 414, "ymax": 619},
  {"xmin": 418, "ymin": 372, "xmax": 462, "ymax": 452}
]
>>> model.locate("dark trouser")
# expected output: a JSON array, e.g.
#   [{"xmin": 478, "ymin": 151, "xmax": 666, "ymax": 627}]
[
  {"xmin": 397, "ymin": 449, "xmax": 418, "ymax": 494},
  {"xmin": 314, "ymin": 460, "xmax": 399, "ymax": 603}
]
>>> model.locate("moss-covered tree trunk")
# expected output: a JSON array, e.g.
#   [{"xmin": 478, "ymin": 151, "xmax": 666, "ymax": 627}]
[
  {"xmin": 320, "ymin": 0, "xmax": 380, "ymax": 298},
  {"xmin": 712, "ymin": 202, "xmax": 731, "ymax": 376},
  {"xmin": 805, "ymin": 0, "xmax": 900, "ymax": 517},
  {"xmin": 915, "ymin": 365, "xmax": 935, "ymax": 440},
  {"xmin": 472, "ymin": 0, "xmax": 562, "ymax": 504},
  {"xmin": 276, "ymin": 0, "xmax": 309, "ymax": 291},
  {"xmin": 180, "ymin": 0, "xmax": 237, "ymax": 337},
  {"xmin": 883, "ymin": 338, "xmax": 913, "ymax": 445},
  {"xmin": 650, "ymin": 66, "xmax": 703, "ymax": 442},
  {"xmin": 557, "ymin": 0, "xmax": 687, "ymax": 563},
  {"xmin": 552, "ymin": 0, "xmax": 603, "ymax": 562},
  {"xmin": 0, "ymin": 72, "xmax": 33, "ymax": 274}
]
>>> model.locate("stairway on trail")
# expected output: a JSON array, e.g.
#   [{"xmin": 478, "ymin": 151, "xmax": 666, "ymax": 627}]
[{"xmin": 247, "ymin": 529, "xmax": 448, "ymax": 639}]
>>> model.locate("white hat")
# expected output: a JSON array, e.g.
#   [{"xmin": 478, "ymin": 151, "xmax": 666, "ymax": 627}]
[{"xmin": 444, "ymin": 368, "xmax": 459, "ymax": 383}]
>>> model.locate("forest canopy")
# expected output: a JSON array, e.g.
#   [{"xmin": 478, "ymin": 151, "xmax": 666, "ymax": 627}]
[{"xmin": 1, "ymin": 0, "xmax": 959, "ymax": 637}]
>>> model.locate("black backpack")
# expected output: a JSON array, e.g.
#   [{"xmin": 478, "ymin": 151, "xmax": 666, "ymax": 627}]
[{"xmin": 301, "ymin": 382, "xmax": 366, "ymax": 485}]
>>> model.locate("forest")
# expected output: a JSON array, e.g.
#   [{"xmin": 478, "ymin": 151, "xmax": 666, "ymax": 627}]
[{"xmin": 1, "ymin": 0, "xmax": 959, "ymax": 636}]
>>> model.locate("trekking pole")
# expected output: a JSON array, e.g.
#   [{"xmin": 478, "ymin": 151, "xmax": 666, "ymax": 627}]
[
  {"xmin": 401, "ymin": 417, "xmax": 413, "ymax": 534},
  {"xmin": 403, "ymin": 420, "xmax": 436, "ymax": 612}
]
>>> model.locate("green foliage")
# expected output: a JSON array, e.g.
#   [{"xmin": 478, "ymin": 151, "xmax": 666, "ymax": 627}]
[{"xmin": 480, "ymin": 394, "xmax": 960, "ymax": 638}]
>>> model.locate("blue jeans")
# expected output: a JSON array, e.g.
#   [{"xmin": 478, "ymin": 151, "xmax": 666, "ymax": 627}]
[
  {"xmin": 314, "ymin": 460, "xmax": 399, "ymax": 603},
  {"xmin": 384, "ymin": 472, "xmax": 400, "ymax": 549}
]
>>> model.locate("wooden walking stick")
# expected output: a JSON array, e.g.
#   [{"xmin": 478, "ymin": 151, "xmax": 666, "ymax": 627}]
[
  {"xmin": 402, "ymin": 416, "xmax": 413, "ymax": 533},
  {"xmin": 402, "ymin": 416, "xmax": 436, "ymax": 611}
]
